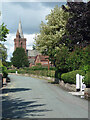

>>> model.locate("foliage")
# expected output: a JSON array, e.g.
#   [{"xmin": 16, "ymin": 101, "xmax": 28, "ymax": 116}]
[
  {"xmin": 0, "ymin": 60, "xmax": 2, "ymax": 66},
  {"xmin": 0, "ymin": 44, "xmax": 7, "ymax": 65},
  {"xmin": 7, "ymin": 69, "xmax": 17, "ymax": 73},
  {"xmin": 62, "ymin": 2, "xmax": 90, "ymax": 50},
  {"xmin": 36, "ymin": 63, "xmax": 42, "ymax": 66},
  {"xmin": 11, "ymin": 47, "xmax": 29, "ymax": 68},
  {"xmin": 81, "ymin": 46, "xmax": 90, "ymax": 66},
  {"xmin": 84, "ymin": 71, "xmax": 90, "ymax": 88},
  {"xmin": 61, "ymin": 70, "xmax": 85, "ymax": 84},
  {"xmin": 67, "ymin": 47, "xmax": 84, "ymax": 71},
  {"xmin": 8, "ymin": 68, "xmax": 55, "ymax": 78},
  {"xmin": 0, "ymin": 23, "xmax": 9, "ymax": 41},
  {"xmin": 5, "ymin": 61, "xmax": 12, "ymax": 67},
  {"xmin": 35, "ymin": 6, "xmax": 70, "ymax": 65},
  {"xmin": 55, "ymin": 46, "xmax": 69, "ymax": 76},
  {"xmin": 2, "ymin": 65, "xmax": 8, "ymax": 78}
]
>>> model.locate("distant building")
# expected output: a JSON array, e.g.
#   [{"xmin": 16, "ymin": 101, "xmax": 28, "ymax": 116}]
[
  {"xmin": 14, "ymin": 20, "xmax": 50, "ymax": 67},
  {"xmin": 35, "ymin": 55, "xmax": 49, "ymax": 66},
  {"xmin": 14, "ymin": 20, "xmax": 26, "ymax": 51},
  {"xmin": 26, "ymin": 50, "xmax": 41, "ymax": 67}
]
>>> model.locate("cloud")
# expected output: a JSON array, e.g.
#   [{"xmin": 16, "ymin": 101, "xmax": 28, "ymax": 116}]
[
  {"xmin": 2, "ymin": 2, "xmax": 51, "ymax": 34},
  {"xmin": 2, "ymin": 2, "xmax": 64, "ymax": 34},
  {"xmin": 3, "ymin": 33, "xmax": 36, "ymax": 61}
]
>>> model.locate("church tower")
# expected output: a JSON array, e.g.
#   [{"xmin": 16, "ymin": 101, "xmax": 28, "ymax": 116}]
[{"xmin": 14, "ymin": 20, "xmax": 26, "ymax": 51}]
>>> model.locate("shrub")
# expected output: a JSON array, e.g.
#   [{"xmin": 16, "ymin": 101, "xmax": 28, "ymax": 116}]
[
  {"xmin": 61, "ymin": 70, "xmax": 85, "ymax": 84},
  {"xmin": 36, "ymin": 63, "xmax": 42, "ymax": 66},
  {"xmin": 84, "ymin": 71, "xmax": 90, "ymax": 88},
  {"xmin": 2, "ymin": 66, "xmax": 8, "ymax": 78},
  {"xmin": 8, "ymin": 69, "xmax": 17, "ymax": 73}
]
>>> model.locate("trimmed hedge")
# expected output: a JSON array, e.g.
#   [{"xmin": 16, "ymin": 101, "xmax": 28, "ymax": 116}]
[
  {"xmin": 61, "ymin": 70, "xmax": 85, "ymax": 84},
  {"xmin": 8, "ymin": 69, "xmax": 17, "ymax": 73},
  {"xmin": 84, "ymin": 71, "xmax": 90, "ymax": 87}
]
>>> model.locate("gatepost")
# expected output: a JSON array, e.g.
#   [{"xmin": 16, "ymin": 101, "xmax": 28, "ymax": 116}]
[{"xmin": 76, "ymin": 74, "xmax": 80, "ymax": 91}]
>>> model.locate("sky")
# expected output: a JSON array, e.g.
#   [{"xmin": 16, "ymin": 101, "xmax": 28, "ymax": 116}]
[{"xmin": 1, "ymin": 2, "xmax": 66, "ymax": 61}]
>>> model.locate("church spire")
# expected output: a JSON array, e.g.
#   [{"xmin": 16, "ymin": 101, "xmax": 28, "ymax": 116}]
[{"xmin": 18, "ymin": 20, "xmax": 24, "ymax": 38}]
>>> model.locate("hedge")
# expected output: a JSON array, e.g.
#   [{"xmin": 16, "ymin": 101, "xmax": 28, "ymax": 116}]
[
  {"xmin": 61, "ymin": 70, "xmax": 85, "ymax": 84},
  {"xmin": 8, "ymin": 69, "xmax": 17, "ymax": 73},
  {"xmin": 84, "ymin": 71, "xmax": 90, "ymax": 87},
  {"xmin": 2, "ymin": 66, "xmax": 8, "ymax": 78}
]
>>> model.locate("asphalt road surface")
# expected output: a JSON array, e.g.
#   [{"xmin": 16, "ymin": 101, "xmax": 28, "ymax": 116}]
[{"xmin": 1, "ymin": 74, "xmax": 89, "ymax": 119}]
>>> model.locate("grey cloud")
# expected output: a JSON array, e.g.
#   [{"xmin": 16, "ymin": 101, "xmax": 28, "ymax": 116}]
[
  {"xmin": 41, "ymin": 2, "xmax": 66, "ymax": 8},
  {"xmin": 10, "ymin": 2, "xmax": 43, "ymax": 10},
  {"xmin": 10, "ymin": 2, "xmax": 65, "ymax": 9},
  {"xmin": 2, "ymin": 2, "xmax": 65, "ymax": 34}
]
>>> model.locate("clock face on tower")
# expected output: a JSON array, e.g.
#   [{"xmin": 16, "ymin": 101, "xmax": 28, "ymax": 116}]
[{"xmin": 14, "ymin": 20, "xmax": 26, "ymax": 51}]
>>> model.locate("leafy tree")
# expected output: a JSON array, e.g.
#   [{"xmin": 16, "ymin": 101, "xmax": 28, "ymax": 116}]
[
  {"xmin": 35, "ymin": 6, "xmax": 70, "ymax": 82},
  {"xmin": 0, "ymin": 44, "xmax": 7, "ymax": 65},
  {"xmin": 0, "ymin": 23, "xmax": 9, "ymax": 41},
  {"xmin": 55, "ymin": 45, "xmax": 69, "ymax": 78},
  {"xmin": 5, "ymin": 61, "xmax": 12, "ymax": 67},
  {"xmin": 0, "ymin": 12, "xmax": 9, "ymax": 65},
  {"xmin": 35, "ymin": 6, "xmax": 69, "ymax": 64},
  {"xmin": 66, "ymin": 47, "xmax": 84, "ymax": 71},
  {"xmin": 62, "ymin": 1, "xmax": 90, "ymax": 50},
  {"xmin": 11, "ymin": 47, "xmax": 29, "ymax": 68}
]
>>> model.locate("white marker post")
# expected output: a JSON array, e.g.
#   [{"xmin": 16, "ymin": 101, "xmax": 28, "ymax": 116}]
[
  {"xmin": 79, "ymin": 75, "xmax": 83, "ymax": 92},
  {"xmin": 16, "ymin": 71, "xmax": 17, "ymax": 74},
  {"xmin": 76, "ymin": 74, "xmax": 80, "ymax": 91}
]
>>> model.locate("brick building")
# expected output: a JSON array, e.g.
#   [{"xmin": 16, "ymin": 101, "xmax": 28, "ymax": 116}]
[
  {"xmin": 14, "ymin": 20, "xmax": 26, "ymax": 51},
  {"xmin": 35, "ymin": 55, "xmax": 49, "ymax": 66}
]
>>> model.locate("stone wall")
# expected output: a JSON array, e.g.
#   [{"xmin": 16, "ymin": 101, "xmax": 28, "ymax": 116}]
[{"xmin": 59, "ymin": 80, "xmax": 76, "ymax": 92}]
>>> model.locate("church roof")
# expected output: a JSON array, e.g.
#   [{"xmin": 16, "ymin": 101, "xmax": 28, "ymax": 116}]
[
  {"xmin": 18, "ymin": 20, "xmax": 24, "ymax": 38},
  {"xmin": 27, "ymin": 50, "xmax": 41, "ymax": 57}
]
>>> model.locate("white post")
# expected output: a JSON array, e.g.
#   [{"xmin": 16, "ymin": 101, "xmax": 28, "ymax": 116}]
[
  {"xmin": 79, "ymin": 75, "xmax": 83, "ymax": 92},
  {"xmin": 76, "ymin": 74, "xmax": 80, "ymax": 91},
  {"xmin": 16, "ymin": 71, "xmax": 17, "ymax": 74}
]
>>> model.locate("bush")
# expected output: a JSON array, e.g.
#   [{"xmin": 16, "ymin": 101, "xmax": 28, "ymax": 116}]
[
  {"xmin": 84, "ymin": 71, "xmax": 90, "ymax": 87},
  {"xmin": 8, "ymin": 69, "xmax": 17, "ymax": 73},
  {"xmin": 61, "ymin": 70, "xmax": 85, "ymax": 84},
  {"xmin": 36, "ymin": 63, "xmax": 42, "ymax": 66},
  {"xmin": 2, "ymin": 66, "xmax": 8, "ymax": 78}
]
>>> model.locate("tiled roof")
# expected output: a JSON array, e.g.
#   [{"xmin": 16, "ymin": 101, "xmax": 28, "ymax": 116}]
[
  {"xmin": 27, "ymin": 50, "xmax": 41, "ymax": 57},
  {"xmin": 39, "ymin": 55, "xmax": 49, "ymax": 60},
  {"xmin": 36, "ymin": 55, "xmax": 49, "ymax": 61},
  {"xmin": 28, "ymin": 58, "xmax": 35, "ymax": 64}
]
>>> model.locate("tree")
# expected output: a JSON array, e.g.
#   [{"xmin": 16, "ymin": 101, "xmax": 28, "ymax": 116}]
[
  {"xmin": 0, "ymin": 23, "xmax": 9, "ymax": 42},
  {"xmin": 62, "ymin": 1, "xmax": 90, "ymax": 50},
  {"xmin": 55, "ymin": 45, "xmax": 69, "ymax": 79},
  {"xmin": 11, "ymin": 47, "xmax": 29, "ymax": 68},
  {"xmin": 35, "ymin": 6, "xmax": 70, "ymax": 64},
  {"xmin": 35, "ymin": 6, "xmax": 70, "ymax": 82},
  {"xmin": 0, "ymin": 44, "xmax": 7, "ymax": 66}
]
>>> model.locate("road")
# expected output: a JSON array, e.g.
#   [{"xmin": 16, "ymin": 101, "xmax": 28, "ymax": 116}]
[{"xmin": 2, "ymin": 74, "xmax": 88, "ymax": 119}]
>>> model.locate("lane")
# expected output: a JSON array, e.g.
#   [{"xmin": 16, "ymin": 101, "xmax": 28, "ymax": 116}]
[{"xmin": 2, "ymin": 74, "xmax": 88, "ymax": 118}]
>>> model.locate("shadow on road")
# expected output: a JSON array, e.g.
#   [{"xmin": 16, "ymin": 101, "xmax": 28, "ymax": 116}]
[
  {"xmin": 2, "ymin": 88, "xmax": 32, "ymax": 94},
  {"xmin": 2, "ymin": 96, "xmax": 52, "ymax": 118}
]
